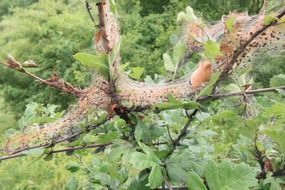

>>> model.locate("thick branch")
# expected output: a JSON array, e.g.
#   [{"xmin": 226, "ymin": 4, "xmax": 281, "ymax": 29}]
[
  {"xmin": 217, "ymin": 7, "xmax": 285, "ymax": 83},
  {"xmin": 3, "ymin": 112, "xmax": 111, "ymax": 155}
]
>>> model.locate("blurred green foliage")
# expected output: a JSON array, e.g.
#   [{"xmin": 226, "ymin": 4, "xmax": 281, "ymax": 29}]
[
  {"xmin": 1, "ymin": 0, "xmax": 285, "ymax": 189},
  {"xmin": 0, "ymin": 0, "xmax": 94, "ymax": 115}
]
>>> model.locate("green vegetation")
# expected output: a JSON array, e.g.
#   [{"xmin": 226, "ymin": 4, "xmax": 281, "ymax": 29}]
[{"xmin": 1, "ymin": 0, "xmax": 285, "ymax": 189}]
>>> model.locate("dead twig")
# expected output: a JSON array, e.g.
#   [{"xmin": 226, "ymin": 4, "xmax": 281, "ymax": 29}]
[{"xmin": 1, "ymin": 56, "xmax": 83, "ymax": 97}]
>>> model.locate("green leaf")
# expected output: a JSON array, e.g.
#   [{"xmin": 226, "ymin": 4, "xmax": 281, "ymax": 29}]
[
  {"xmin": 134, "ymin": 116, "xmax": 151, "ymax": 142},
  {"xmin": 263, "ymin": 15, "xmax": 278, "ymax": 26},
  {"xmin": 134, "ymin": 119, "xmax": 143, "ymax": 142},
  {"xmin": 173, "ymin": 41, "xmax": 185, "ymax": 63},
  {"xmin": 4, "ymin": 128, "xmax": 17, "ymax": 137},
  {"xmin": 198, "ymin": 72, "xmax": 221, "ymax": 97},
  {"xmin": 163, "ymin": 53, "xmax": 175, "ymax": 72},
  {"xmin": 109, "ymin": 0, "xmax": 118, "ymax": 15},
  {"xmin": 129, "ymin": 152, "xmax": 153, "ymax": 170},
  {"xmin": 205, "ymin": 160, "xmax": 258, "ymax": 190},
  {"xmin": 96, "ymin": 131, "xmax": 119, "ymax": 144},
  {"xmin": 138, "ymin": 142, "xmax": 162, "ymax": 165},
  {"xmin": 225, "ymin": 16, "xmax": 235, "ymax": 32},
  {"xmin": 65, "ymin": 163, "xmax": 81, "ymax": 173},
  {"xmin": 187, "ymin": 171, "xmax": 207, "ymax": 190},
  {"xmin": 153, "ymin": 95, "xmax": 203, "ymax": 111},
  {"xmin": 177, "ymin": 6, "xmax": 197, "ymax": 23},
  {"xmin": 203, "ymin": 40, "xmax": 221, "ymax": 59},
  {"xmin": 166, "ymin": 162, "xmax": 189, "ymax": 182},
  {"xmin": 205, "ymin": 160, "xmax": 220, "ymax": 190},
  {"xmin": 148, "ymin": 164, "xmax": 163, "ymax": 189},
  {"xmin": 263, "ymin": 174, "xmax": 285, "ymax": 190},
  {"xmin": 167, "ymin": 94, "xmax": 180, "ymax": 105},
  {"xmin": 43, "ymin": 153, "xmax": 53, "ymax": 161},
  {"xmin": 263, "ymin": 129, "xmax": 285, "ymax": 153},
  {"xmin": 65, "ymin": 176, "xmax": 78, "ymax": 190},
  {"xmin": 74, "ymin": 52, "xmax": 109, "ymax": 79},
  {"xmin": 129, "ymin": 67, "xmax": 144, "ymax": 80},
  {"xmin": 82, "ymin": 133, "xmax": 97, "ymax": 144}
]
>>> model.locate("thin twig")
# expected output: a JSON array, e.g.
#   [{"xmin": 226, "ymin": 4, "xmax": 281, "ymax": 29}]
[
  {"xmin": 166, "ymin": 109, "xmax": 199, "ymax": 156},
  {"xmin": 85, "ymin": 0, "xmax": 96, "ymax": 25},
  {"xmin": 1, "ymin": 56, "xmax": 83, "ymax": 97},
  {"xmin": 0, "ymin": 143, "xmax": 111, "ymax": 161},
  {"xmin": 173, "ymin": 109, "xmax": 198, "ymax": 147},
  {"xmin": 166, "ymin": 125, "xmax": 174, "ymax": 145},
  {"xmin": 198, "ymin": 85, "xmax": 285, "ymax": 101},
  {"xmin": 152, "ymin": 142, "xmax": 168, "ymax": 146},
  {"xmin": 48, "ymin": 143, "xmax": 111, "ymax": 154}
]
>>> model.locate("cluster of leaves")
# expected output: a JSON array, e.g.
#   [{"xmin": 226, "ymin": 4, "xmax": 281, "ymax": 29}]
[{"xmin": 14, "ymin": 96, "xmax": 283, "ymax": 189}]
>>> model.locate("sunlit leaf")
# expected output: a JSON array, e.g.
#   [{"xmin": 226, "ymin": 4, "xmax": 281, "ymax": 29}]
[
  {"xmin": 148, "ymin": 164, "xmax": 163, "ymax": 189},
  {"xmin": 173, "ymin": 41, "xmax": 185, "ymax": 63},
  {"xmin": 225, "ymin": 16, "xmax": 236, "ymax": 32},
  {"xmin": 203, "ymin": 40, "xmax": 221, "ymax": 59},
  {"xmin": 263, "ymin": 15, "xmax": 278, "ymax": 26},
  {"xmin": 65, "ymin": 163, "xmax": 80, "ymax": 173},
  {"xmin": 198, "ymin": 72, "xmax": 221, "ymax": 97},
  {"xmin": 74, "ymin": 52, "xmax": 109, "ymax": 79},
  {"xmin": 205, "ymin": 160, "xmax": 258, "ymax": 190},
  {"xmin": 163, "ymin": 53, "xmax": 175, "ymax": 72},
  {"xmin": 129, "ymin": 67, "xmax": 144, "ymax": 80},
  {"xmin": 129, "ymin": 152, "xmax": 153, "ymax": 170},
  {"xmin": 187, "ymin": 171, "xmax": 207, "ymax": 190}
]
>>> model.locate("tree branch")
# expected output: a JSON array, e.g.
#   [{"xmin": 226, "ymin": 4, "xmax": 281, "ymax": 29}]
[
  {"xmin": 198, "ymin": 85, "xmax": 285, "ymax": 101},
  {"xmin": 1, "ymin": 56, "xmax": 83, "ymax": 98},
  {"xmin": 166, "ymin": 109, "xmax": 198, "ymax": 156},
  {"xmin": 216, "ymin": 7, "xmax": 285, "ymax": 85},
  {"xmin": 0, "ymin": 143, "xmax": 111, "ymax": 161},
  {"xmin": 3, "ymin": 114, "xmax": 110, "ymax": 156},
  {"xmin": 173, "ymin": 110, "xmax": 198, "ymax": 147}
]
